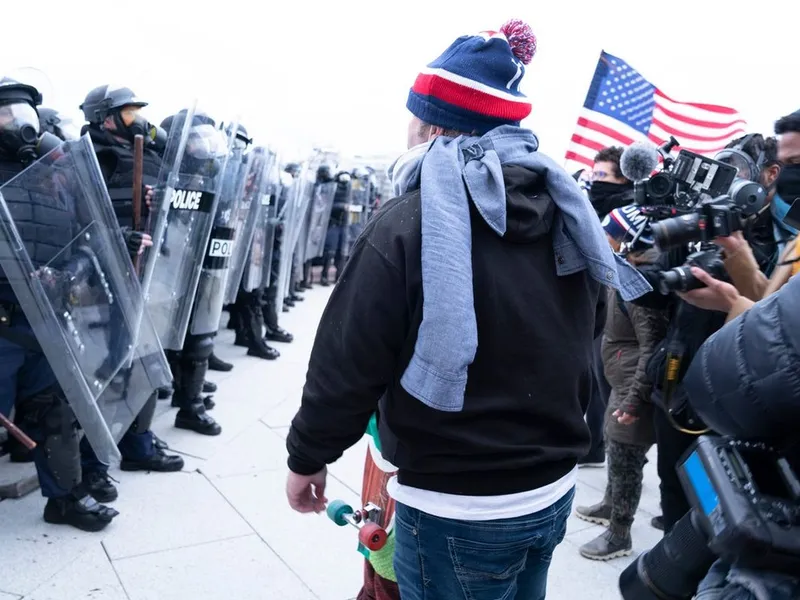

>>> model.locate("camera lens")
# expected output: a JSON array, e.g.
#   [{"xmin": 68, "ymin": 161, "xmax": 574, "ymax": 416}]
[
  {"xmin": 647, "ymin": 173, "xmax": 675, "ymax": 201},
  {"xmin": 651, "ymin": 213, "xmax": 704, "ymax": 249},
  {"xmin": 659, "ymin": 266, "xmax": 691, "ymax": 294},
  {"xmin": 619, "ymin": 511, "xmax": 716, "ymax": 600}
]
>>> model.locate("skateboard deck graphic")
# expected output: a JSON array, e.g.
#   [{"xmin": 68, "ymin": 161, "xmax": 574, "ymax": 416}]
[{"xmin": 327, "ymin": 414, "xmax": 398, "ymax": 558}]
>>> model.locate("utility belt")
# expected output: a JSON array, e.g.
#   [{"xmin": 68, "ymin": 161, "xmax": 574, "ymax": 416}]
[{"xmin": 0, "ymin": 303, "xmax": 42, "ymax": 352}]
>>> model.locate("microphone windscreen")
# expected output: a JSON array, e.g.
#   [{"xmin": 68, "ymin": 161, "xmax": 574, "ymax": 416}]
[{"xmin": 621, "ymin": 142, "xmax": 660, "ymax": 182}]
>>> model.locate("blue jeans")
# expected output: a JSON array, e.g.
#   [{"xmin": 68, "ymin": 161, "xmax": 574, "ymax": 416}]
[{"xmin": 393, "ymin": 487, "xmax": 575, "ymax": 600}]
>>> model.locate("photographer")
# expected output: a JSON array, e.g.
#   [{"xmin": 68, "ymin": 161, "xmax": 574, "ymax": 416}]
[
  {"xmin": 680, "ymin": 269, "xmax": 800, "ymax": 600},
  {"xmin": 630, "ymin": 134, "xmax": 781, "ymax": 533},
  {"xmin": 677, "ymin": 115, "xmax": 800, "ymax": 319}
]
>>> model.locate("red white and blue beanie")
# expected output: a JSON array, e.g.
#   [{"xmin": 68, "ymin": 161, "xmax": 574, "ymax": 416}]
[
  {"xmin": 602, "ymin": 204, "xmax": 654, "ymax": 247},
  {"xmin": 407, "ymin": 19, "xmax": 537, "ymax": 135}
]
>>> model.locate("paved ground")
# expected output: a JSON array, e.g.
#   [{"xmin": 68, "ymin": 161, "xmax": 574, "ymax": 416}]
[{"xmin": 0, "ymin": 284, "xmax": 664, "ymax": 599}]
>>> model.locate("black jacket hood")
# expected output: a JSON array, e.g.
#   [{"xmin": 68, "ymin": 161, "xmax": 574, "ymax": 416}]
[{"xmin": 496, "ymin": 164, "xmax": 556, "ymax": 244}]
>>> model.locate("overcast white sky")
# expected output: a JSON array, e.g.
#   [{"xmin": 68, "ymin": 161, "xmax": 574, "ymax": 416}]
[{"xmin": 2, "ymin": 0, "xmax": 798, "ymax": 163}]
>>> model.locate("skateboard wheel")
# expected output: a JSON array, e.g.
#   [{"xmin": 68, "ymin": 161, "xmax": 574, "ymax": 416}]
[
  {"xmin": 359, "ymin": 522, "xmax": 388, "ymax": 551},
  {"xmin": 326, "ymin": 499, "xmax": 353, "ymax": 526}
]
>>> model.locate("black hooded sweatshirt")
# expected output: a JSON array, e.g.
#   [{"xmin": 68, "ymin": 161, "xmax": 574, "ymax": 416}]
[{"xmin": 287, "ymin": 165, "xmax": 605, "ymax": 496}]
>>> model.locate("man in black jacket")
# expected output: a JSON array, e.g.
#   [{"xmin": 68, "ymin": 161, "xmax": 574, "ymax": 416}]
[{"xmin": 284, "ymin": 19, "xmax": 653, "ymax": 600}]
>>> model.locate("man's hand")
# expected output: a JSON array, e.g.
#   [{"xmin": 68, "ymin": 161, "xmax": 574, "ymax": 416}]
[
  {"xmin": 677, "ymin": 267, "xmax": 741, "ymax": 313},
  {"xmin": 144, "ymin": 185, "xmax": 154, "ymax": 209},
  {"xmin": 613, "ymin": 409, "xmax": 638, "ymax": 425},
  {"xmin": 286, "ymin": 467, "xmax": 328, "ymax": 514},
  {"xmin": 714, "ymin": 231, "xmax": 746, "ymax": 257},
  {"xmin": 138, "ymin": 233, "xmax": 153, "ymax": 255}
]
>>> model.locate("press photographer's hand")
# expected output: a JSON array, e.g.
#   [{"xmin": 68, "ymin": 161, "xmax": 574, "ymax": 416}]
[
  {"xmin": 677, "ymin": 267, "xmax": 741, "ymax": 313},
  {"xmin": 715, "ymin": 231, "xmax": 747, "ymax": 257}
]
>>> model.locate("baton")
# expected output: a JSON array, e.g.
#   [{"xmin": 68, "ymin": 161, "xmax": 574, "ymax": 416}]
[{"xmin": 0, "ymin": 412, "xmax": 37, "ymax": 451}]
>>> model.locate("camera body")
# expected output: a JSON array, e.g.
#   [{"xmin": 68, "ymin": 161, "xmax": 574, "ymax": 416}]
[
  {"xmin": 679, "ymin": 435, "xmax": 800, "ymax": 574},
  {"xmin": 634, "ymin": 149, "xmax": 766, "ymax": 250},
  {"xmin": 658, "ymin": 248, "xmax": 726, "ymax": 294}
]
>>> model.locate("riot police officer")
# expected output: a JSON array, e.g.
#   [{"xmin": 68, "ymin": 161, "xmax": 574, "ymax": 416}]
[
  {"xmin": 320, "ymin": 171, "xmax": 352, "ymax": 286},
  {"xmin": 38, "ymin": 107, "xmax": 81, "ymax": 141},
  {"xmin": 159, "ymin": 110, "xmax": 228, "ymax": 436},
  {"xmin": 3, "ymin": 107, "xmax": 84, "ymax": 464},
  {"xmin": 77, "ymin": 85, "xmax": 184, "ymax": 484},
  {"xmin": 0, "ymin": 78, "xmax": 117, "ymax": 531},
  {"xmin": 261, "ymin": 165, "xmax": 297, "ymax": 341}
]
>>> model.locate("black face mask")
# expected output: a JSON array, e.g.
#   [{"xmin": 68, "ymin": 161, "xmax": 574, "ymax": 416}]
[
  {"xmin": 776, "ymin": 164, "xmax": 800, "ymax": 204},
  {"xmin": 588, "ymin": 180, "xmax": 632, "ymax": 201}
]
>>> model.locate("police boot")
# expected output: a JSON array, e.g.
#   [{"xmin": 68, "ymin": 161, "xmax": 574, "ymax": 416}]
[
  {"xmin": 44, "ymin": 493, "xmax": 119, "ymax": 532},
  {"xmin": 208, "ymin": 352, "xmax": 233, "ymax": 372},
  {"xmin": 244, "ymin": 304, "xmax": 280, "ymax": 360},
  {"xmin": 334, "ymin": 255, "xmax": 346, "ymax": 283},
  {"xmin": 300, "ymin": 262, "xmax": 313, "ymax": 290},
  {"xmin": 226, "ymin": 305, "xmax": 240, "ymax": 330},
  {"xmin": 174, "ymin": 359, "xmax": 222, "ymax": 436},
  {"xmin": 233, "ymin": 307, "xmax": 250, "ymax": 347},
  {"xmin": 320, "ymin": 256, "xmax": 333, "ymax": 286},
  {"xmin": 203, "ymin": 381, "xmax": 217, "ymax": 393},
  {"xmin": 264, "ymin": 324, "xmax": 293, "ymax": 344}
]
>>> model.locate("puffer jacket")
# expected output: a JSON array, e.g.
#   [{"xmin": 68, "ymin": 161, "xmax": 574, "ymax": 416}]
[
  {"xmin": 683, "ymin": 270, "xmax": 800, "ymax": 442},
  {"xmin": 601, "ymin": 274, "xmax": 669, "ymax": 446}
]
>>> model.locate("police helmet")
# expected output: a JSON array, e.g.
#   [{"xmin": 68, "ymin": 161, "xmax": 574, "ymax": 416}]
[
  {"xmin": 335, "ymin": 171, "xmax": 351, "ymax": 184},
  {"xmin": 317, "ymin": 164, "xmax": 334, "ymax": 182},
  {"xmin": 80, "ymin": 85, "xmax": 147, "ymax": 125},
  {"xmin": 352, "ymin": 166, "xmax": 370, "ymax": 179},
  {"xmin": 0, "ymin": 77, "xmax": 42, "ymax": 108},
  {"xmin": 160, "ymin": 109, "xmax": 217, "ymax": 134},
  {"xmin": 284, "ymin": 162, "xmax": 301, "ymax": 178},
  {"xmin": 38, "ymin": 107, "xmax": 80, "ymax": 141}
]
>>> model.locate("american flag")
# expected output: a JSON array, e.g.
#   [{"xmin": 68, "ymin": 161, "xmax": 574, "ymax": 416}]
[{"xmin": 564, "ymin": 50, "xmax": 747, "ymax": 174}]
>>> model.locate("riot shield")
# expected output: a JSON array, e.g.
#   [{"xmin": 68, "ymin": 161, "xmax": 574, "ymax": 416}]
[
  {"xmin": 276, "ymin": 160, "xmax": 319, "ymax": 303},
  {"xmin": 242, "ymin": 155, "xmax": 279, "ymax": 293},
  {"xmin": 0, "ymin": 136, "xmax": 171, "ymax": 462},
  {"xmin": 139, "ymin": 105, "xmax": 237, "ymax": 350},
  {"xmin": 304, "ymin": 180, "xmax": 337, "ymax": 260},
  {"xmin": 348, "ymin": 173, "xmax": 370, "ymax": 243},
  {"xmin": 188, "ymin": 129, "xmax": 246, "ymax": 337},
  {"xmin": 224, "ymin": 147, "xmax": 275, "ymax": 304}
]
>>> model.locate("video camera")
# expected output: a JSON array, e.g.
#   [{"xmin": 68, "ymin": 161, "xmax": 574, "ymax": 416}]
[
  {"xmin": 620, "ymin": 138, "xmax": 767, "ymax": 294},
  {"xmin": 620, "ymin": 435, "xmax": 800, "ymax": 600}
]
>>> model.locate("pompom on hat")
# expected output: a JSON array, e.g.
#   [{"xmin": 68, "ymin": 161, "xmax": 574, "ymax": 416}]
[{"xmin": 407, "ymin": 19, "xmax": 537, "ymax": 135}]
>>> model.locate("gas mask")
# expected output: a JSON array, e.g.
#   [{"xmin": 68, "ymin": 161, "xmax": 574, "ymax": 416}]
[
  {"xmin": 182, "ymin": 124, "xmax": 227, "ymax": 178},
  {"xmin": 0, "ymin": 102, "xmax": 62, "ymax": 163},
  {"xmin": 112, "ymin": 109, "xmax": 167, "ymax": 153}
]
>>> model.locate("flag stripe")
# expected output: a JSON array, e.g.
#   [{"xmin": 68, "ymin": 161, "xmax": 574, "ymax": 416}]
[{"xmin": 655, "ymin": 101, "xmax": 747, "ymax": 130}]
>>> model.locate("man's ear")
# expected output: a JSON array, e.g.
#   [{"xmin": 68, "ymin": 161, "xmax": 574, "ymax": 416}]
[{"xmin": 763, "ymin": 164, "xmax": 781, "ymax": 189}]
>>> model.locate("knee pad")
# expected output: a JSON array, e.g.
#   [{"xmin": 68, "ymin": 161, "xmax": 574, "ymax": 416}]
[
  {"xmin": 21, "ymin": 388, "xmax": 81, "ymax": 490},
  {"xmin": 182, "ymin": 334, "xmax": 214, "ymax": 362}
]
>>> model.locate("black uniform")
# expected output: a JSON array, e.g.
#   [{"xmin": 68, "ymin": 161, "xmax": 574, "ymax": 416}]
[
  {"xmin": 81, "ymin": 123, "xmax": 183, "ymax": 475},
  {"xmin": 0, "ymin": 79, "xmax": 117, "ymax": 531}
]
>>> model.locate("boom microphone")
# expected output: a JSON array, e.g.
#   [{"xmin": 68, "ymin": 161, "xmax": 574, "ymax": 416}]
[{"xmin": 621, "ymin": 142, "xmax": 660, "ymax": 182}]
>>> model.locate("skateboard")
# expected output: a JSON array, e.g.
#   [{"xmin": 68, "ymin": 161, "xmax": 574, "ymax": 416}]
[{"xmin": 327, "ymin": 414, "xmax": 398, "ymax": 557}]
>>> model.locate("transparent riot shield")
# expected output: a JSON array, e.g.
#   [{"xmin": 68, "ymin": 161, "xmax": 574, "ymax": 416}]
[
  {"xmin": 276, "ymin": 160, "xmax": 319, "ymax": 303},
  {"xmin": 223, "ymin": 147, "xmax": 275, "ymax": 304},
  {"xmin": 0, "ymin": 136, "xmax": 171, "ymax": 462},
  {"xmin": 242, "ymin": 156, "xmax": 279, "ymax": 293},
  {"xmin": 304, "ymin": 180, "xmax": 337, "ymax": 260},
  {"xmin": 188, "ymin": 130, "xmax": 246, "ymax": 337},
  {"xmin": 139, "ymin": 105, "xmax": 237, "ymax": 350},
  {"xmin": 348, "ymin": 174, "xmax": 370, "ymax": 243}
]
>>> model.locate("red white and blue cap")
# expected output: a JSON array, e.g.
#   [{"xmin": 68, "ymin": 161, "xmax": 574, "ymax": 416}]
[
  {"xmin": 602, "ymin": 204, "xmax": 654, "ymax": 247},
  {"xmin": 407, "ymin": 19, "xmax": 537, "ymax": 135}
]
